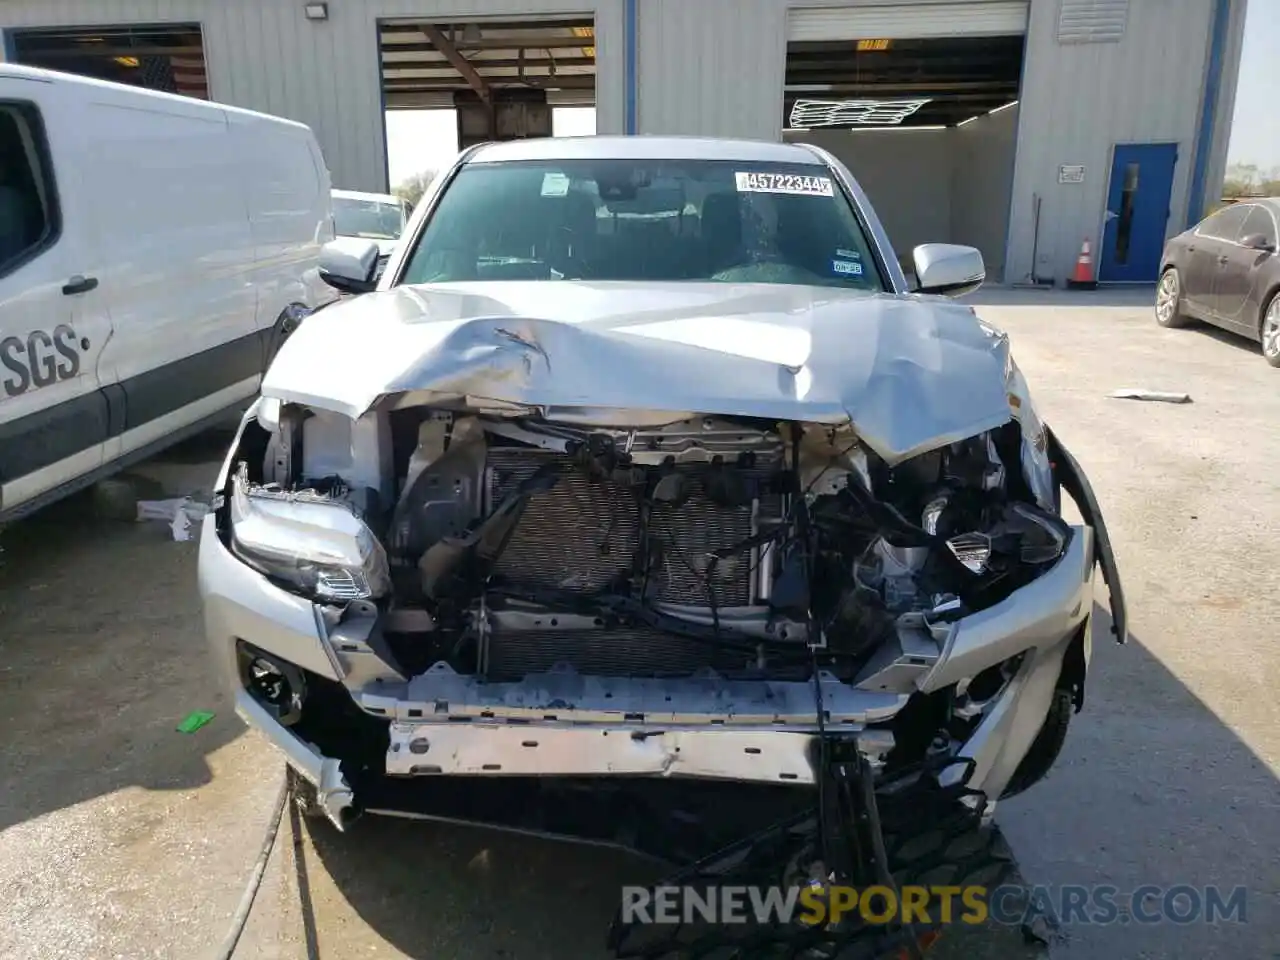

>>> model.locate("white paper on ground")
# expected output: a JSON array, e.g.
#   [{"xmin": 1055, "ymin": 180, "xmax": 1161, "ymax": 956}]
[
  {"xmin": 1108, "ymin": 388, "xmax": 1193, "ymax": 404},
  {"xmin": 136, "ymin": 497, "xmax": 211, "ymax": 541}
]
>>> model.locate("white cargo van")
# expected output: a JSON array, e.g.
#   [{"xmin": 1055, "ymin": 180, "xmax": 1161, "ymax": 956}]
[{"xmin": 0, "ymin": 64, "xmax": 336, "ymax": 523}]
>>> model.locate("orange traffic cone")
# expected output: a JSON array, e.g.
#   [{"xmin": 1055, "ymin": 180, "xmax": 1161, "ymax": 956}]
[{"xmin": 1067, "ymin": 238, "xmax": 1097, "ymax": 289}]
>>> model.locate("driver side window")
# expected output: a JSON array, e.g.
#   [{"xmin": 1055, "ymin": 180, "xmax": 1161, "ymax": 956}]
[
  {"xmin": 1239, "ymin": 206, "xmax": 1277, "ymax": 247},
  {"xmin": 1197, "ymin": 205, "xmax": 1247, "ymax": 241}
]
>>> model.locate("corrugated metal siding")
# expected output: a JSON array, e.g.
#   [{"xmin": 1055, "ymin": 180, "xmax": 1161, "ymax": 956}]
[
  {"xmin": 636, "ymin": 0, "xmax": 785, "ymax": 140},
  {"xmin": 0, "ymin": 0, "xmax": 616, "ymax": 191},
  {"xmin": 788, "ymin": 1, "xmax": 1028, "ymax": 41},
  {"xmin": 0, "ymin": 0, "xmax": 1243, "ymax": 263},
  {"xmin": 1005, "ymin": 0, "xmax": 1220, "ymax": 285}
]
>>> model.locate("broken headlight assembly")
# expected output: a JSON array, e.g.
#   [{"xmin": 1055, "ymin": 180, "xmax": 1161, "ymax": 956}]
[
  {"xmin": 941, "ymin": 502, "xmax": 1070, "ymax": 576},
  {"xmin": 228, "ymin": 465, "xmax": 391, "ymax": 603}
]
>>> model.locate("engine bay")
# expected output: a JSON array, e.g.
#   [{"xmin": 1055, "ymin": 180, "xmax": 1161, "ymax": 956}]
[{"xmin": 226, "ymin": 401, "xmax": 1074, "ymax": 689}]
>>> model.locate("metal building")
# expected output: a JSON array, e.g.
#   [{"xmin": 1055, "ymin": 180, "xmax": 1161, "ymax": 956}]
[{"xmin": 0, "ymin": 0, "xmax": 1247, "ymax": 286}]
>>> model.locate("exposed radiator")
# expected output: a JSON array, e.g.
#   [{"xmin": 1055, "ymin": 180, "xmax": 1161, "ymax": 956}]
[
  {"xmin": 485, "ymin": 448, "xmax": 777, "ymax": 607},
  {"xmin": 483, "ymin": 623, "xmax": 751, "ymax": 681}
]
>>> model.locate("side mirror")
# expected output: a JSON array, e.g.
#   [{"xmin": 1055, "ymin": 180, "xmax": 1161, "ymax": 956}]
[
  {"xmin": 911, "ymin": 243, "xmax": 985, "ymax": 297},
  {"xmin": 319, "ymin": 237, "xmax": 380, "ymax": 295},
  {"xmin": 1240, "ymin": 233, "xmax": 1276, "ymax": 253}
]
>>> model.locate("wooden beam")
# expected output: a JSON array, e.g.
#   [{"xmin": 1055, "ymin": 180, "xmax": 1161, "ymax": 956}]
[
  {"xmin": 418, "ymin": 23, "xmax": 490, "ymax": 102},
  {"xmin": 383, "ymin": 74, "xmax": 596, "ymax": 92},
  {"xmin": 381, "ymin": 18, "xmax": 590, "ymax": 36},
  {"xmin": 382, "ymin": 37, "xmax": 593, "ymax": 54},
  {"xmin": 381, "ymin": 54, "xmax": 595, "ymax": 70}
]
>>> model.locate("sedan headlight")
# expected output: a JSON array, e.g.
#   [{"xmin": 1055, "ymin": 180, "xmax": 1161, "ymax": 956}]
[{"xmin": 228, "ymin": 467, "xmax": 390, "ymax": 603}]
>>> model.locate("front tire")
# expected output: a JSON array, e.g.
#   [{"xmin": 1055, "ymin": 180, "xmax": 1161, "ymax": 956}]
[
  {"xmin": 1155, "ymin": 267, "xmax": 1189, "ymax": 328},
  {"xmin": 999, "ymin": 688, "xmax": 1073, "ymax": 799},
  {"xmin": 1261, "ymin": 292, "xmax": 1280, "ymax": 368}
]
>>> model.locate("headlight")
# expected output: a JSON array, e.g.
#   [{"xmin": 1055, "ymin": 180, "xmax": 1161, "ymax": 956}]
[
  {"xmin": 946, "ymin": 532, "xmax": 993, "ymax": 574},
  {"xmin": 945, "ymin": 502, "xmax": 1070, "ymax": 579},
  {"xmin": 228, "ymin": 467, "xmax": 390, "ymax": 602},
  {"xmin": 1004, "ymin": 356, "xmax": 1055, "ymax": 511}
]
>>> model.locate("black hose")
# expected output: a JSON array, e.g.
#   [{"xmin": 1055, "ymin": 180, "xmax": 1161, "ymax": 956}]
[{"xmin": 212, "ymin": 765, "xmax": 291, "ymax": 960}]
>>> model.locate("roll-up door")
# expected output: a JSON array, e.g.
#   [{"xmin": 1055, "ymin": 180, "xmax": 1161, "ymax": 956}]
[{"xmin": 788, "ymin": 1, "xmax": 1029, "ymax": 41}]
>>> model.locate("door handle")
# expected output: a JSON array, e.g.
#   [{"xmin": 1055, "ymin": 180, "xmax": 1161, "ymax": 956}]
[
  {"xmin": 62, "ymin": 275, "xmax": 99, "ymax": 296},
  {"xmin": 1217, "ymin": 255, "xmax": 1229, "ymax": 265}
]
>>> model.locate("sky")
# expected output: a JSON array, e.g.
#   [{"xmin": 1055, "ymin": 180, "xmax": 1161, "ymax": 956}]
[
  {"xmin": 384, "ymin": 4, "xmax": 1276, "ymax": 187},
  {"xmin": 1225, "ymin": 0, "xmax": 1279, "ymax": 170}
]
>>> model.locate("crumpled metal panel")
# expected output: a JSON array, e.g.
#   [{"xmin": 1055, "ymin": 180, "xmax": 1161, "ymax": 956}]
[
  {"xmin": 384, "ymin": 724, "xmax": 828, "ymax": 783},
  {"xmin": 359, "ymin": 663, "xmax": 907, "ymax": 725},
  {"xmin": 261, "ymin": 280, "xmax": 1018, "ymax": 467}
]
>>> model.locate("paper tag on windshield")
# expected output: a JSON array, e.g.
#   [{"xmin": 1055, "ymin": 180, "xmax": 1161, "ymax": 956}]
[
  {"xmin": 735, "ymin": 171, "xmax": 834, "ymax": 197},
  {"xmin": 541, "ymin": 172, "xmax": 571, "ymax": 197}
]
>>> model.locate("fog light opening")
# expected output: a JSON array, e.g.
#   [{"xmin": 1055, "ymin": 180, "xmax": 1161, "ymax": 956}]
[{"xmin": 237, "ymin": 643, "xmax": 306, "ymax": 725}]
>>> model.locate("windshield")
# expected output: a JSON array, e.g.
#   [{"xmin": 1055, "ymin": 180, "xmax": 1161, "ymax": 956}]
[
  {"xmin": 333, "ymin": 197, "xmax": 406, "ymax": 241},
  {"xmin": 399, "ymin": 158, "xmax": 887, "ymax": 290}
]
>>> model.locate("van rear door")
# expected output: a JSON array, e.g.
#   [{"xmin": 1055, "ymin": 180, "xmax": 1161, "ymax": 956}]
[{"xmin": 0, "ymin": 71, "xmax": 114, "ymax": 520}]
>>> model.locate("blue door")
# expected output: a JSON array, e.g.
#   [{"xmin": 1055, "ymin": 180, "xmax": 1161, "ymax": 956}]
[{"xmin": 1098, "ymin": 143, "xmax": 1178, "ymax": 282}]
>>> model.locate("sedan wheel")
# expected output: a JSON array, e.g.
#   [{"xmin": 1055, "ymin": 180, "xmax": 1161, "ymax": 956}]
[
  {"xmin": 1262, "ymin": 294, "xmax": 1280, "ymax": 368},
  {"xmin": 1155, "ymin": 268, "xmax": 1187, "ymax": 328}
]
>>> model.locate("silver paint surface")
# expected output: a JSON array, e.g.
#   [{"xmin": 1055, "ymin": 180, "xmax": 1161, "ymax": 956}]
[{"xmin": 262, "ymin": 280, "xmax": 1018, "ymax": 467}]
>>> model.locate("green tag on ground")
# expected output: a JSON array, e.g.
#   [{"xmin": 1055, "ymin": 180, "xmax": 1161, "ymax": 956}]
[{"xmin": 177, "ymin": 710, "xmax": 216, "ymax": 733}]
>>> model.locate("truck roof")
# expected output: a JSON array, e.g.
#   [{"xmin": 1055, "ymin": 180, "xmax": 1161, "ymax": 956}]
[{"xmin": 467, "ymin": 135, "xmax": 825, "ymax": 166}]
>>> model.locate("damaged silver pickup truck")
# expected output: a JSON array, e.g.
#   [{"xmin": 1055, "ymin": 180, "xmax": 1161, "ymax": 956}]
[{"xmin": 199, "ymin": 136, "xmax": 1125, "ymax": 957}]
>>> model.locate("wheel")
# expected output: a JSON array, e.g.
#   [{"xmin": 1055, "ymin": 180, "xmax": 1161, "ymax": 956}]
[
  {"xmin": 1155, "ymin": 267, "xmax": 1189, "ymax": 328},
  {"xmin": 1261, "ymin": 292, "xmax": 1280, "ymax": 368},
  {"xmin": 999, "ymin": 688, "xmax": 1073, "ymax": 799}
]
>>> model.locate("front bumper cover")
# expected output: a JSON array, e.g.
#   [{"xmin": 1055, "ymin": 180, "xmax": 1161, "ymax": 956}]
[{"xmin": 200, "ymin": 506, "xmax": 1095, "ymax": 828}]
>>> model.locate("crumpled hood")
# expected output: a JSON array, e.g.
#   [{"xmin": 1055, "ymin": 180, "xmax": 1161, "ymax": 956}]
[{"xmin": 264, "ymin": 281, "xmax": 1018, "ymax": 465}]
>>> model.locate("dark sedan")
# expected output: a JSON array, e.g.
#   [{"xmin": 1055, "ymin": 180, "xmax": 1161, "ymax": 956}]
[{"xmin": 1156, "ymin": 198, "xmax": 1280, "ymax": 366}]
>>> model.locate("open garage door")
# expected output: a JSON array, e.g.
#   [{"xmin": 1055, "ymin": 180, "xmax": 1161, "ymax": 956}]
[
  {"xmin": 789, "ymin": 2, "xmax": 1029, "ymax": 41},
  {"xmin": 9, "ymin": 24, "xmax": 208, "ymax": 99},
  {"xmin": 379, "ymin": 18, "xmax": 595, "ymax": 147},
  {"xmin": 378, "ymin": 17, "xmax": 596, "ymax": 197},
  {"xmin": 783, "ymin": 3, "xmax": 1026, "ymax": 281}
]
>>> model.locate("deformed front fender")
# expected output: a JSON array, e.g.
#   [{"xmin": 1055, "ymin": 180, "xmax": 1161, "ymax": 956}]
[{"xmin": 1047, "ymin": 426, "xmax": 1128, "ymax": 644}]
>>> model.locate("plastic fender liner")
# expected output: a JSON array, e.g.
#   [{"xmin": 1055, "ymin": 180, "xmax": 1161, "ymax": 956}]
[{"xmin": 1046, "ymin": 426, "xmax": 1128, "ymax": 644}]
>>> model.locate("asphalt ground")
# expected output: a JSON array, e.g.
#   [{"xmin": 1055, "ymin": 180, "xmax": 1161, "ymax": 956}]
[{"xmin": 1, "ymin": 286, "xmax": 1276, "ymax": 959}]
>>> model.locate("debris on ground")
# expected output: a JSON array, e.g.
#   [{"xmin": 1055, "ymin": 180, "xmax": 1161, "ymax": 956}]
[
  {"xmin": 1021, "ymin": 914, "xmax": 1062, "ymax": 947},
  {"xmin": 176, "ymin": 710, "xmax": 216, "ymax": 734},
  {"xmin": 136, "ymin": 498, "xmax": 211, "ymax": 541},
  {"xmin": 1108, "ymin": 388, "xmax": 1193, "ymax": 404}
]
